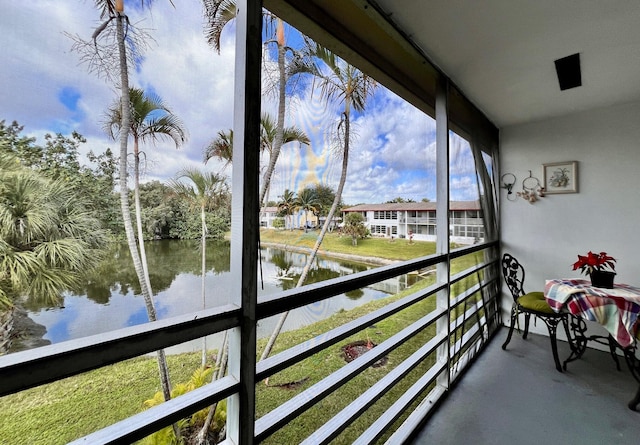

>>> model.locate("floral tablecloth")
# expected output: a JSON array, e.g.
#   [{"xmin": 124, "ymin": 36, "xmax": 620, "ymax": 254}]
[{"xmin": 545, "ymin": 278, "xmax": 640, "ymax": 348}]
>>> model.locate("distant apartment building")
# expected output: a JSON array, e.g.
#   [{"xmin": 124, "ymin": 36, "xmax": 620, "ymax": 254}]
[
  {"xmin": 260, "ymin": 206, "xmax": 319, "ymax": 229},
  {"xmin": 260, "ymin": 207, "xmax": 279, "ymax": 228},
  {"xmin": 341, "ymin": 201, "xmax": 484, "ymax": 245}
]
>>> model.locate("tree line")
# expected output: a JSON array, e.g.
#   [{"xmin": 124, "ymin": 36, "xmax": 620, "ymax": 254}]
[{"xmin": 0, "ymin": 120, "xmax": 232, "ymax": 242}]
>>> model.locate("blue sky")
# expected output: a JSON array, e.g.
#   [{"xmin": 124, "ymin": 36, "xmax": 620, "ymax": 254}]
[{"xmin": 1, "ymin": 1, "xmax": 480, "ymax": 204}]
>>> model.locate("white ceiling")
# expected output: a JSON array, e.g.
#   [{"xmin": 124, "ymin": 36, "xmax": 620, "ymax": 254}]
[{"xmin": 374, "ymin": 0, "xmax": 640, "ymax": 128}]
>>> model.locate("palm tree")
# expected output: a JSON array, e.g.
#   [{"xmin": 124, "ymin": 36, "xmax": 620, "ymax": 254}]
[
  {"xmin": 295, "ymin": 188, "xmax": 319, "ymax": 232},
  {"xmin": 104, "ymin": 87, "xmax": 188, "ymax": 300},
  {"xmin": 204, "ymin": 129, "xmax": 233, "ymax": 167},
  {"xmin": 169, "ymin": 168, "xmax": 227, "ymax": 366},
  {"xmin": 259, "ymin": 114, "xmax": 310, "ymax": 205},
  {"xmin": 203, "ymin": 2, "xmax": 312, "ymax": 210},
  {"xmin": 204, "ymin": 113, "xmax": 308, "ymax": 168},
  {"xmin": 277, "ymin": 189, "xmax": 296, "ymax": 230},
  {"xmin": 170, "ymin": 167, "xmax": 229, "ymax": 444},
  {"xmin": 203, "ymin": 113, "xmax": 309, "ymax": 236},
  {"xmin": 261, "ymin": 43, "xmax": 377, "ymax": 360},
  {"xmin": 0, "ymin": 152, "xmax": 107, "ymax": 353},
  {"xmin": 89, "ymin": 2, "xmax": 177, "ymax": 431}
]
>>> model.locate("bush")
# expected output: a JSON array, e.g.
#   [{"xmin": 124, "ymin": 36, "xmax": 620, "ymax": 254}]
[
  {"xmin": 141, "ymin": 367, "xmax": 227, "ymax": 444},
  {"xmin": 272, "ymin": 217, "xmax": 285, "ymax": 229}
]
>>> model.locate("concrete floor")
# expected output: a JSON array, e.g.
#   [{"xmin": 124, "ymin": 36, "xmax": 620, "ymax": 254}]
[{"xmin": 411, "ymin": 330, "xmax": 640, "ymax": 445}]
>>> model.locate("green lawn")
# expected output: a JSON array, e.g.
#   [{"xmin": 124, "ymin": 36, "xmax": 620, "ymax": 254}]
[
  {"xmin": 0, "ymin": 240, "xmax": 486, "ymax": 444},
  {"xmin": 259, "ymin": 228, "xmax": 437, "ymax": 261}
]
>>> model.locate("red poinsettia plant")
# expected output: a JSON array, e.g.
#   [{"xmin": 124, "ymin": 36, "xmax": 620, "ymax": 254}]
[{"xmin": 572, "ymin": 251, "xmax": 616, "ymax": 276}]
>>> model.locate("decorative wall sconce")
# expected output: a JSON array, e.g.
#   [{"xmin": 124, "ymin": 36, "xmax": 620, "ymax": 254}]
[
  {"xmin": 517, "ymin": 171, "xmax": 545, "ymax": 204},
  {"xmin": 501, "ymin": 173, "xmax": 517, "ymax": 201}
]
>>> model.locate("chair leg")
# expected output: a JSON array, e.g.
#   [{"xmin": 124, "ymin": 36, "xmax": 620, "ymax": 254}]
[
  {"xmin": 502, "ymin": 304, "xmax": 518, "ymax": 350},
  {"xmin": 546, "ymin": 318, "xmax": 563, "ymax": 373},
  {"xmin": 523, "ymin": 313, "xmax": 531, "ymax": 339}
]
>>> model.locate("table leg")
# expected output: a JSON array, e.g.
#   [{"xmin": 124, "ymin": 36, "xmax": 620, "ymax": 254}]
[
  {"xmin": 606, "ymin": 335, "xmax": 622, "ymax": 371},
  {"xmin": 563, "ymin": 315, "xmax": 589, "ymax": 371},
  {"xmin": 562, "ymin": 316, "xmax": 624, "ymax": 371},
  {"xmin": 622, "ymin": 343, "xmax": 640, "ymax": 411},
  {"xmin": 628, "ymin": 386, "xmax": 640, "ymax": 411}
]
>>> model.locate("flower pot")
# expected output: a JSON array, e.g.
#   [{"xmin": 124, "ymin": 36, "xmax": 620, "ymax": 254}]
[{"xmin": 590, "ymin": 270, "xmax": 616, "ymax": 289}]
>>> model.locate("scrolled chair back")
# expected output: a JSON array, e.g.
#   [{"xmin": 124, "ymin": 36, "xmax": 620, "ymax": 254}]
[{"xmin": 502, "ymin": 253, "xmax": 526, "ymax": 302}]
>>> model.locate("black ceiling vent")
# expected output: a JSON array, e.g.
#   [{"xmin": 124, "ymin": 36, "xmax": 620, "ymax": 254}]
[{"xmin": 554, "ymin": 53, "xmax": 582, "ymax": 91}]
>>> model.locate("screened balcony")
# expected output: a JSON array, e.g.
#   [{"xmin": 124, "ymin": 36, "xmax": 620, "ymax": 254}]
[
  {"xmin": 413, "ymin": 332, "xmax": 640, "ymax": 444},
  {"xmin": 3, "ymin": 0, "xmax": 640, "ymax": 444}
]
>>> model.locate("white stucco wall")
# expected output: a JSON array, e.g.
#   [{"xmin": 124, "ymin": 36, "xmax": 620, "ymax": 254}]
[{"xmin": 500, "ymin": 100, "xmax": 640, "ymax": 339}]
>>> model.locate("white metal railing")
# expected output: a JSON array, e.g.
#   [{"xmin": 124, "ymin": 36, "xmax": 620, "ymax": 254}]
[
  {"xmin": 0, "ymin": 241, "xmax": 500, "ymax": 444},
  {"xmin": 405, "ymin": 217, "xmax": 437, "ymax": 224},
  {"xmin": 451, "ymin": 217, "xmax": 484, "ymax": 225}
]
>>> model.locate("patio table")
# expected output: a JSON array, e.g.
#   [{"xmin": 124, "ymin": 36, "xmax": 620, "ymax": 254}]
[{"xmin": 545, "ymin": 278, "xmax": 640, "ymax": 410}]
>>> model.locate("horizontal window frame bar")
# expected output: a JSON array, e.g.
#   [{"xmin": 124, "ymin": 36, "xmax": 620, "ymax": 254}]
[
  {"xmin": 450, "ymin": 261, "xmax": 492, "ymax": 286},
  {"xmin": 257, "ymin": 280, "xmax": 446, "ymax": 380},
  {"xmin": 450, "ymin": 240, "xmax": 497, "ymax": 259},
  {"xmin": 0, "ymin": 304, "xmax": 240, "ymax": 396},
  {"xmin": 376, "ymin": 324, "xmax": 495, "ymax": 445},
  {"xmin": 255, "ymin": 304, "xmax": 445, "ymax": 441},
  {"xmin": 256, "ymin": 240, "xmax": 498, "ymax": 322},
  {"xmin": 450, "ymin": 321, "xmax": 489, "ymax": 379},
  {"xmin": 450, "ymin": 277, "xmax": 493, "ymax": 311},
  {"xmin": 257, "ymin": 252, "xmax": 446, "ymax": 319},
  {"xmin": 354, "ymin": 358, "xmax": 448, "ymax": 445},
  {"xmin": 1, "ymin": 242, "xmax": 496, "ymax": 398},
  {"xmin": 301, "ymin": 331, "xmax": 448, "ymax": 444},
  {"xmin": 68, "ymin": 375, "xmax": 238, "ymax": 445}
]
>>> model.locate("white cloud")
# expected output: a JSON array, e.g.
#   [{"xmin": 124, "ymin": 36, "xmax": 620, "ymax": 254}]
[
  {"xmin": 1, "ymin": 3, "xmax": 479, "ymax": 203},
  {"xmin": 1, "ymin": 2, "xmax": 107, "ymax": 134}
]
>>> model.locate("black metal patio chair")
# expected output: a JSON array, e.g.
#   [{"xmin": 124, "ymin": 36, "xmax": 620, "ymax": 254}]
[{"xmin": 501, "ymin": 253, "xmax": 569, "ymax": 372}]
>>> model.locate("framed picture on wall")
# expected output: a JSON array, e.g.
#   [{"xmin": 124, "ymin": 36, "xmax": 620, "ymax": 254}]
[{"xmin": 543, "ymin": 161, "xmax": 578, "ymax": 194}]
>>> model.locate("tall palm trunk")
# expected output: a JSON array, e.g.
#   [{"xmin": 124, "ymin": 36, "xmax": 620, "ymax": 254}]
[
  {"xmin": 261, "ymin": 110, "xmax": 351, "ymax": 361},
  {"xmin": 115, "ymin": 10, "xmax": 174, "ymax": 408},
  {"xmin": 201, "ymin": 203, "xmax": 207, "ymax": 366},
  {"xmin": 259, "ymin": 19, "xmax": 287, "ymax": 360},
  {"xmin": 133, "ymin": 139, "xmax": 155, "ymax": 301},
  {"xmin": 258, "ymin": 19, "xmax": 286, "ymax": 209}
]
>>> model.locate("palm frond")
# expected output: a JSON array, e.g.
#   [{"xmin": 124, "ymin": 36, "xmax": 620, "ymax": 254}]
[
  {"xmin": 170, "ymin": 168, "xmax": 228, "ymax": 211},
  {"xmin": 282, "ymin": 126, "xmax": 310, "ymax": 146},
  {"xmin": 34, "ymin": 238, "xmax": 92, "ymax": 271},
  {"xmin": 203, "ymin": 0, "xmax": 237, "ymax": 53},
  {"xmin": 1, "ymin": 159, "xmax": 107, "ymax": 306},
  {"xmin": 103, "ymin": 87, "xmax": 188, "ymax": 148},
  {"xmin": 26, "ymin": 267, "xmax": 78, "ymax": 306},
  {"xmin": 204, "ymin": 129, "xmax": 233, "ymax": 165},
  {"xmin": 0, "ymin": 249, "xmax": 40, "ymax": 290}
]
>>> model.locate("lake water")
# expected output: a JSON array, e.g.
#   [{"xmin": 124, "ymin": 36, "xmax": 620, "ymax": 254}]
[{"xmin": 24, "ymin": 240, "xmax": 420, "ymax": 355}]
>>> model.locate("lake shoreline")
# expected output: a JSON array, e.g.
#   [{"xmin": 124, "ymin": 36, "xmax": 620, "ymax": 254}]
[
  {"xmin": 259, "ymin": 241, "xmax": 398, "ymax": 266},
  {"xmin": 12, "ymin": 241, "xmax": 398, "ymax": 353}
]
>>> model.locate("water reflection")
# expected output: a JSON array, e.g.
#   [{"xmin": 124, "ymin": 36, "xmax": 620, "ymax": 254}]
[{"xmin": 25, "ymin": 240, "xmax": 419, "ymax": 354}]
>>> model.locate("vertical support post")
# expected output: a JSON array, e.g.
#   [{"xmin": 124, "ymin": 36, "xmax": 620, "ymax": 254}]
[
  {"xmin": 227, "ymin": 0, "xmax": 262, "ymax": 444},
  {"xmin": 435, "ymin": 74, "xmax": 451, "ymax": 389}
]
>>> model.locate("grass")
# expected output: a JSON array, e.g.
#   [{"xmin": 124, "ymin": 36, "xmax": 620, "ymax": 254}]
[
  {"xmin": 256, "ymin": 278, "xmax": 438, "ymax": 444},
  {"xmin": 259, "ymin": 228, "xmax": 437, "ymax": 261},
  {"xmin": 0, "ymin": 353, "xmax": 202, "ymax": 444},
  {"xmin": 0, "ymin": 236, "xmax": 486, "ymax": 444}
]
